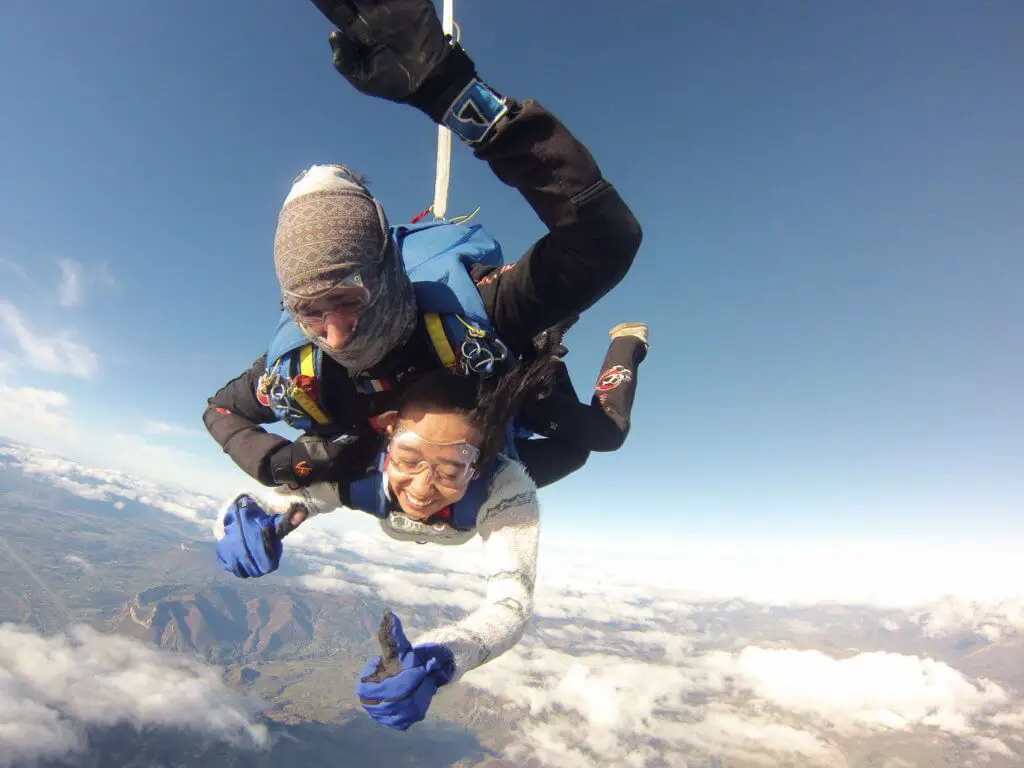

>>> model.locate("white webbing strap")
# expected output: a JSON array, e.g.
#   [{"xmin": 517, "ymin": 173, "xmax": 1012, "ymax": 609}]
[{"xmin": 431, "ymin": 0, "xmax": 456, "ymax": 220}]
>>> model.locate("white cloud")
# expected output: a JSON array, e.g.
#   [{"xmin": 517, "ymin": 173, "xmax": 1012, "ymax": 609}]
[
  {"xmin": 57, "ymin": 259, "xmax": 82, "ymax": 307},
  {"xmin": 0, "ymin": 301, "xmax": 97, "ymax": 378},
  {"xmin": 463, "ymin": 637, "xmax": 1022, "ymax": 767},
  {"xmin": 909, "ymin": 596, "xmax": 1024, "ymax": 641},
  {"xmin": 0, "ymin": 392, "xmax": 252, "ymax": 499},
  {"xmin": 988, "ymin": 709, "xmax": 1024, "ymax": 731},
  {"xmin": 714, "ymin": 646, "xmax": 1009, "ymax": 735},
  {"xmin": 1, "ymin": 442, "xmax": 224, "ymax": 527},
  {"xmin": 296, "ymin": 565, "xmax": 373, "ymax": 596},
  {"xmin": 880, "ymin": 617, "xmax": 901, "ymax": 632},
  {"xmin": 0, "ymin": 257, "xmax": 30, "ymax": 283},
  {"xmin": 286, "ymin": 520, "xmax": 494, "ymax": 613},
  {"xmin": 51, "ymin": 475, "xmax": 116, "ymax": 500},
  {"xmin": 466, "ymin": 642, "xmax": 832, "ymax": 767},
  {"xmin": 143, "ymin": 419, "xmax": 201, "ymax": 437},
  {"xmin": 0, "ymin": 384, "xmax": 75, "ymax": 441},
  {"xmin": 104, "ymin": 432, "xmax": 253, "ymax": 498},
  {"xmin": 298, "ymin": 560, "xmax": 485, "ymax": 612},
  {"xmin": 287, "ymin": 518, "xmax": 483, "ymax": 576},
  {"xmin": 63, "ymin": 555, "xmax": 93, "ymax": 572},
  {"xmin": 276, "ymin": 529, "xmax": 1024, "ymax": 766},
  {"xmin": 662, "ymin": 709, "xmax": 845, "ymax": 768},
  {"xmin": 616, "ymin": 627, "xmax": 695, "ymax": 663},
  {"xmin": 0, "ymin": 624, "xmax": 267, "ymax": 767}
]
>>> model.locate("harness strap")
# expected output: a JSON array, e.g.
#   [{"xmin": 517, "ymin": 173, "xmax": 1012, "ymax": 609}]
[
  {"xmin": 299, "ymin": 345, "xmax": 316, "ymax": 377},
  {"xmin": 289, "ymin": 345, "xmax": 331, "ymax": 425},
  {"xmin": 424, "ymin": 312, "xmax": 458, "ymax": 369}
]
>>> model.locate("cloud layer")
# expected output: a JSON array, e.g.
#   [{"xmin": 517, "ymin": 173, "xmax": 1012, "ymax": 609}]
[
  {"xmin": 1, "ymin": 441, "xmax": 222, "ymax": 526},
  {"xmin": 0, "ymin": 624, "xmax": 267, "ymax": 767},
  {"xmin": 0, "ymin": 404, "xmax": 249, "ymax": 498},
  {"xmin": 276, "ymin": 512, "xmax": 1024, "ymax": 766},
  {"xmin": 463, "ymin": 613, "xmax": 1022, "ymax": 766},
  {"xmin": 0, "ymin": 384, "xmax": 74, "ymax": 436},
  {"xmin": 5, "ymin": 445, "xmax": 1024, "ymax": 766}
]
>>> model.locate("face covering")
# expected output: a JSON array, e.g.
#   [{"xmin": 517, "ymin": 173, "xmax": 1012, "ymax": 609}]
[{"xmin": 273, "ymin": 164, "xmax": 417, "ymax": 372}]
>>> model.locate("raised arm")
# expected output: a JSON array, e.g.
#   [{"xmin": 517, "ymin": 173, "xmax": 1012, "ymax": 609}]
[
  {"xmin": 472, "ymin": 100, "xmax": 643, "ymax": 353},
  {"xmin": 413, "ymin": 458, "xmax": 540, "ymax": 680},
  {"xmin": 308, "ymin": 0, "xmax": 642, "ymax": 352}
]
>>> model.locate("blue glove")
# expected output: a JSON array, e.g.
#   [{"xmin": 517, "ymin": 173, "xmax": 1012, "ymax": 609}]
[
  {"xmin": 215, "ymin": 495, "xmax": 285, "ymax": 578},
  {"xmin": 357, "ymin": 609, "xmax": 455, "ymax": 731}
]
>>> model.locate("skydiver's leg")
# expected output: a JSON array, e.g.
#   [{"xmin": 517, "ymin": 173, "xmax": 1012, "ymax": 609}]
[
  {"xmin": 514, "ymin": 436, "xmax": 590, "ymax": 489},
  {"xmin": 514, "ymin": 361, "xmax": 591, "ymax": 488},
  {"xmin": 519, "ymin": 324, "xmax": 648, "ymax": 453},
  {"xmin": 511, "ymin": 325, "xmax": 647, "ymax": 488},
  {"xmin": 586, "ymin": 323, "xmax": 648, "ymax": 449}
]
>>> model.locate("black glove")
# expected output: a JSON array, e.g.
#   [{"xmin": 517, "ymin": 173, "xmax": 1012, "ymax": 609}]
[
  {"xmin": 268, "ymin": 435, "xmax": 345, "ymax": 488},
  {"xmin": 311, "ymin": 0, "xmax": 478, "ymax": 123}
]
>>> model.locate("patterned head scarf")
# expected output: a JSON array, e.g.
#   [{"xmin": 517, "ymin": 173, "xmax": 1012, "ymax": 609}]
[{"xmin": 273, "ymin": 165, "xmax": 417, "ymax": 372}]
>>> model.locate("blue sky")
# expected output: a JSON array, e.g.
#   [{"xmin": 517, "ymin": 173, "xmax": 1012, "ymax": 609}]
[{"xmin": 1, "ymin": 1, "xmax": 1022, "ymax": 545}]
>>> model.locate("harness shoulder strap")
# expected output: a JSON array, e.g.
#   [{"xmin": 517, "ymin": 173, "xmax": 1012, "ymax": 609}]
[
  {"xmin": 423, "ymin": 312, "xmax": 458, "ymax": 370},
  {"xmin": 347, "ymin": 454, "xmax": 390, "ymax": 520},
  {"xmin": 289, "ymin": 345, "xmax": 330, "ymax": 425},
  {"xmin": 261, "ymin": 312, "xmax": 332, "ymax": 430}
]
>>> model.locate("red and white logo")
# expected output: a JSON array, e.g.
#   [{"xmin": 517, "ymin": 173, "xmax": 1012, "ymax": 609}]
[
  {"xmin": 595, "ymin": 365, "xmax": 633, "ymax": 392},
  {"xmin": 255, "ymin": 374, "xmax": 272, "ymax": 406}
]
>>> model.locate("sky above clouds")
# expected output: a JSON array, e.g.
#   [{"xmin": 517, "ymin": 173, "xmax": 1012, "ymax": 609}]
[{"xmin": 1, "ymin": 1, "xmax": 1023, "ymax": 546}]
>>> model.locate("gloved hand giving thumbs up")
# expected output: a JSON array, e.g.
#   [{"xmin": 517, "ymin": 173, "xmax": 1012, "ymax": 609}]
[
  {"xmin": 357, "ymin": 608, "xmax": 456, "ymax": 730},
  {"xmin": 214, "ymin": 494, "xmax": 308, "ymax": 579}
]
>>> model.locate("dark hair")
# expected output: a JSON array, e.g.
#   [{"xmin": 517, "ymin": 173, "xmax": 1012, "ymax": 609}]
[{"xmin": 398, "ymin": 356, "xmax": 558, "ymax": 465}]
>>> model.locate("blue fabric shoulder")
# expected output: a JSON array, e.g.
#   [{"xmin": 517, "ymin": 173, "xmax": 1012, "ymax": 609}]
[
  {"xmin": 393, "ymin": 222, "xmax": 505, "ymax": 332},
  {"xmin": 266, "ymin": 308, "xmax": 309, "ymax": 366},
  {"xmin": 348, "ymin": 476, "xmax": 390, "ymax": 521}
]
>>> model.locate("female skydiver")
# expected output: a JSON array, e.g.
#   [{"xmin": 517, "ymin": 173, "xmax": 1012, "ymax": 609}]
[{"xmin": 215, "ymin": 353, "xmax": 556, "ymax": 731}]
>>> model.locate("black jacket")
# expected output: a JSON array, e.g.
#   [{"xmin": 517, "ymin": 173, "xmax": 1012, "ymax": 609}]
[{"xmin": 203, "ymin": 98, "xmax": 642, "ymax": 485}]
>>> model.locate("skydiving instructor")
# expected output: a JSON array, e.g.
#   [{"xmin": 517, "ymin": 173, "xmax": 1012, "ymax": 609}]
[{"xmin": 203, "ymin": 0, "xmax": 643, "ymax": 493}]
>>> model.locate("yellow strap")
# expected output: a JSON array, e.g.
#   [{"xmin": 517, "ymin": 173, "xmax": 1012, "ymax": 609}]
[
  {"xmin": 299, "ymin": 344, "xmax": 316, "ymax": 378},
  {"xmin": 424, "ymin": 313, "xmax": 457, "ymax": 369},
  {"xmin": 292, "ymin": 345, "xmax": 330, "ymax": 425},
  {"xmin": 291, "ymin": 387, "xmax": 331, "ymax": 425}
]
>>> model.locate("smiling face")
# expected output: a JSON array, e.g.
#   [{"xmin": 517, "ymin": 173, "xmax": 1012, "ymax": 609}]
[{"xmin": 385, "ymin": 406, "xmax": 484, "ymax": 521}]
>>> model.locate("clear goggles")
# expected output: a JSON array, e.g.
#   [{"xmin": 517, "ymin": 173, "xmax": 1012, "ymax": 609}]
[
  {"xmin": 286, "ymin": 270, "xmax": 376, "ymax": 331},
  {"xmin": 386, "ymin": 429, "xmax": 481, "ymax": 490}
]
